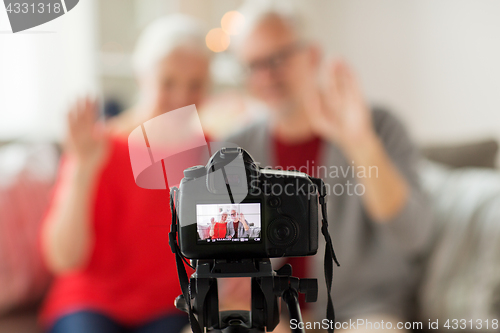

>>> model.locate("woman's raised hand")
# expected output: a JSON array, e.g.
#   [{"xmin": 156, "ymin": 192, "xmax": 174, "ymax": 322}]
[{"xmin": 66, "ymin": 97, "xmax": 110, "ymax": 172}]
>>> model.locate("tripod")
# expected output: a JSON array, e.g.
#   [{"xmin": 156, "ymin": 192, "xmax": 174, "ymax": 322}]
[{"xmin": 175, "ymin": 258, "xmax": 318, "ymax": 333}]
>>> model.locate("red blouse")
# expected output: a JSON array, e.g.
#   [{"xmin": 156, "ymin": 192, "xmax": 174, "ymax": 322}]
[
  {"xmin": 211, "ymin": 223, "xmax": 227, "ymax": 239},
  {"xmin": 39, "ymin": 136, "xmax": 187, "ymax": 328}
]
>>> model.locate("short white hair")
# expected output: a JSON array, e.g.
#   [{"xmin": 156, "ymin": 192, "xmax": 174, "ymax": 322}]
[
  {"xmin": 132, "ymin": 14, "xmax": 209, "ymax": 76},
  {"xmin": 233, "ymin": 0, "xmax": 312, "ymax": 49}
]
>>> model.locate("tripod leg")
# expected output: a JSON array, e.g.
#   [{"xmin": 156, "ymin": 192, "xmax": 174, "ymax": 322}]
[
  {"xmin": 282, "ymin": 288, "xmax": 305, "ymax": 333},
  {"xmin": 251, "ymin": 277, "xmax": 279, "ymax": 332},
  {"xmin": 193, "ymin": 277, "xmax": 220, "ymax": 330}
]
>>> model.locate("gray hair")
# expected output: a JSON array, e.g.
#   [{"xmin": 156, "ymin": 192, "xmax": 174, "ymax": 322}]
[
  {"xmin": 233, "ymin": 0, "xmax": 312, "ymax": 49},
  {"xmin": 132, "ymin": 14, "xmax": 209, "ymax": 76}
]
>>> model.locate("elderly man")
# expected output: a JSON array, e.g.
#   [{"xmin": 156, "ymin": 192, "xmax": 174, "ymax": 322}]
[
  {"xmin": 224, "ymin": 2, "xmax": 433, "ymax": 332},
  {"xmin": 227, "ymin": 209, "xmax": 250, "ymax": 239}
]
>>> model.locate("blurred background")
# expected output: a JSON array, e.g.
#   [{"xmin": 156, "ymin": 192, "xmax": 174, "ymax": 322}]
[
  {"xmin": 1, "ymin": 1, "xmax": 500, "ymax": 332},
  {"xmin": 1, "ymin": 0, "xmax": 500, "ymax": 149}
]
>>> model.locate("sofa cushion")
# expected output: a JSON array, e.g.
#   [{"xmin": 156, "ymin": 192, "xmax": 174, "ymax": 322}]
[
  {"xmin": 418, "ymin": 160, "xmax": 500, "ymax": 326},
  {"xmin": 421, "ymin": 140, "xmax": 498, "ymax": 169},
  {"xmin": 0, "ymin": 143, "xmax": 57, "ymax": 315}
]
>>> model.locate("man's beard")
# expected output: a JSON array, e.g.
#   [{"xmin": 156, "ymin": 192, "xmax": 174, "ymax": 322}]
[{"xmin": 273, "ymin": 98, "xmax": 302, "ymax": 119}]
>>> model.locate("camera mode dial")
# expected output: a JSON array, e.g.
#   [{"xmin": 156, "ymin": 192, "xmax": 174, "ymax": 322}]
[{"xmin": 183, "ymin": 165, "xmax": 206, "ymax": 179}]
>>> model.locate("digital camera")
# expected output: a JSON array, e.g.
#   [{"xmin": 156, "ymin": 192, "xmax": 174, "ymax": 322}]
[{"xmin": 176, "ymin": 147, "xmax": 321, "ymax": 259}]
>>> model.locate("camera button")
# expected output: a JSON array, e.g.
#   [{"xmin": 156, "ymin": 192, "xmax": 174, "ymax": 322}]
[
  {"xmin": 183, "ymin": 165, "xmax": 206, "ymax": 179},
  {"xmin": 269, "ymin": 196, "xmax": 281, "ymax": 208}
]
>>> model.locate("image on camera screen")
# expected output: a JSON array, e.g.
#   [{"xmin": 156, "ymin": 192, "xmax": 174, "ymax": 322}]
[{"xmin": 196, "ymin": 203, "xmax": 261, "ymax": 243}]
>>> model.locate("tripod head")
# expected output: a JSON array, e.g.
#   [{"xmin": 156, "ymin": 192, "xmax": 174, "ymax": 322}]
[{"xmin": 175, "ymin": 258, "xmax": 317, "ymax": 333}]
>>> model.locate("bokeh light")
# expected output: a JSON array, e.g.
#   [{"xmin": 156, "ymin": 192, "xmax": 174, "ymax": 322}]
[
  {"xmin": 221, "ymin": 11, "xmax": 245, "ymax": 36},
  {"xmin": 205, "ymin": 27, "xmax": 230, "ymax": 53}
]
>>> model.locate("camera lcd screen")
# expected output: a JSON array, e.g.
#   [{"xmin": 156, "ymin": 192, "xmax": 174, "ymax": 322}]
[{"xmin": 196, "ymin": 203, "xmax": 261, "ymax": 243}]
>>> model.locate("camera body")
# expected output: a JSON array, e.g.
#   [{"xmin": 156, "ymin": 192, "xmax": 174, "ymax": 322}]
[{"xmin": 176, "ymin": 147, "xmax": 319, "ymax": 259}]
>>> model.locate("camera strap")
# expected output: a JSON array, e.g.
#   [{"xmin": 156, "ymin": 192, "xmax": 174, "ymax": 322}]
[
  {"xmin": 168, "ymin": 187, "xmax": 203, "ymax": 333},
  {"xmin": 319, "ymin": 191, "xmax": 340, "ymax": 333}
]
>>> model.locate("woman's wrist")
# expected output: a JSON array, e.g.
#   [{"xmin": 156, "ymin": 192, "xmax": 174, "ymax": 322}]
[{"xmin": 63, "ymin": 157, "xmax": 102, "ymax": 185}]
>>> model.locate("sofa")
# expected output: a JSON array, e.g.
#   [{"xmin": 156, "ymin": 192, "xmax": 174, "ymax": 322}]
[{"xmin": 417, "ymin": 158, "xmax": 500, "ymax": 330}]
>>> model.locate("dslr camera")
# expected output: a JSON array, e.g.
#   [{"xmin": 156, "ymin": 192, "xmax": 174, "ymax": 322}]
[{"xmin": 176, "ymin": 147, "xmax": 321, "ymax": 259}]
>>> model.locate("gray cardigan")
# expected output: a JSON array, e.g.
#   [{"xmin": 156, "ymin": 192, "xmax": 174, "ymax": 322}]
[
  {"xmin": 226, "ymin": 220, "xmax": 249, "ymax": 239},
  {"xmin": 226, "ymin": 108, "xmax": 433, "ymax": 321}
]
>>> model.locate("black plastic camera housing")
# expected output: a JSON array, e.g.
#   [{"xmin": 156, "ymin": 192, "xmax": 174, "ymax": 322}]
[{"xmin": 176, "ymin": 147, "xmax": 319, "ymax": 259}]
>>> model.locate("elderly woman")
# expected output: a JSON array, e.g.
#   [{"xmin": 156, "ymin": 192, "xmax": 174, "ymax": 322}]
[
  {"xmin": 39, "ymin": 15, "xmax": 211, "ymax": 333},
  {"xmin": 209, "ymin": 211, "xmax": 229, "ymax": 239}
]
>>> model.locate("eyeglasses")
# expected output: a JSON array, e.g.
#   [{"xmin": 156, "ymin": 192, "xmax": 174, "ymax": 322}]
[
  {"xmin": 231, "ymin": 213, "xmax": 237, "ymax": 216},
  {"xmin": 244, "ymin": 42, "xmax": 306, "ymax": 77}
]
